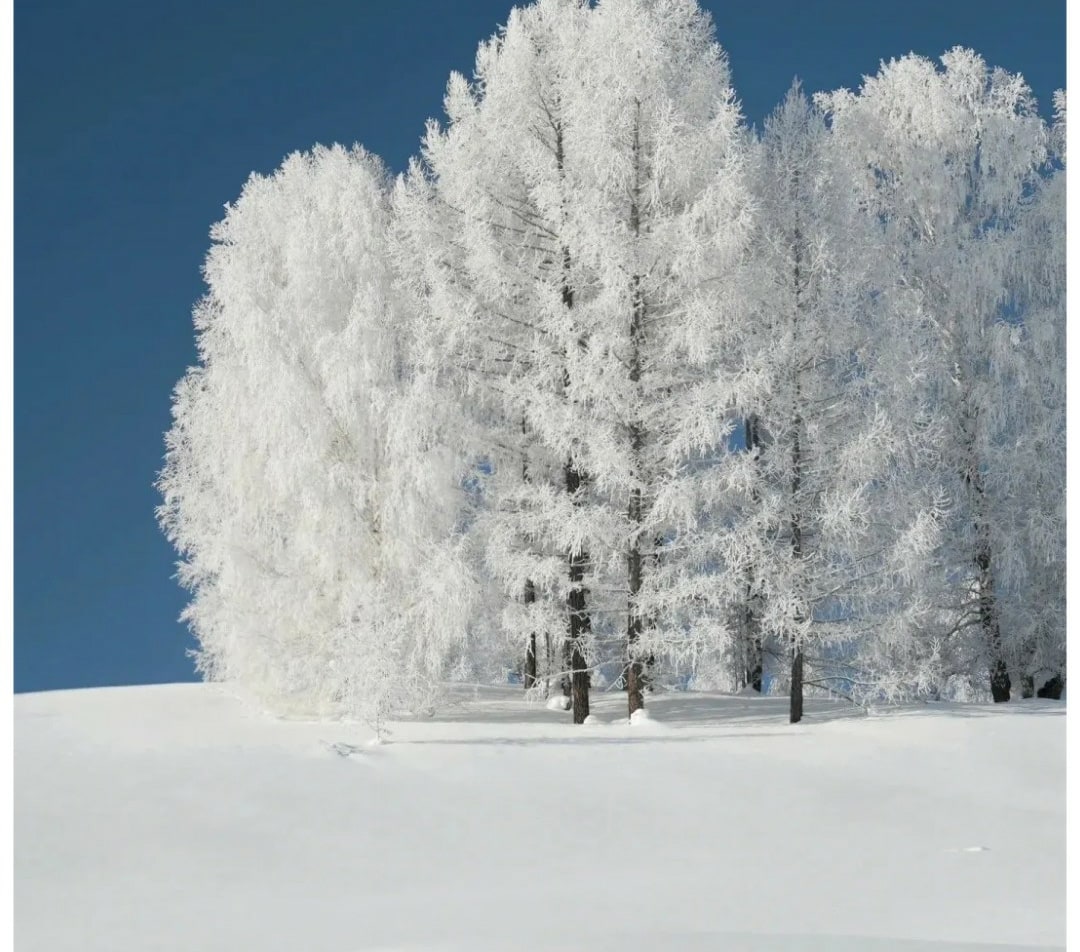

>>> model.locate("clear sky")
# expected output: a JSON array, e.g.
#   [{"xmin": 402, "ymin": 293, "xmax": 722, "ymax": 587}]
[{"xmin": 14, "ymin": 0, "xmax": 1065, "ymax": 693}]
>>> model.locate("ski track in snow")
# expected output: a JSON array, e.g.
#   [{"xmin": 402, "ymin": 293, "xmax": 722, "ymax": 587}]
[{"xmin": 15, "ymin": 683, "xmax": 1065, "ymax": 952}]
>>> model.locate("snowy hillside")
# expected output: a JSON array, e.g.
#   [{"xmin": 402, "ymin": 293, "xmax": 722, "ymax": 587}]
[{"xmin": 15, "ymin": 684, "xmax": 1064, "ymax": 952}]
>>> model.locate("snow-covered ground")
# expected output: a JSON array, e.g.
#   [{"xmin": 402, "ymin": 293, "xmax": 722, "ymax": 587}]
[{"xmin": 15, "ymin": 683, "xmax": 1064, "ymax": 951}]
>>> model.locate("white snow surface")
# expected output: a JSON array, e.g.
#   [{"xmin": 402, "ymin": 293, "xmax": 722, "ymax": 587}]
[{"xmin": 15, "ymin": 683, "xmax": 1064, "ymax": 952}]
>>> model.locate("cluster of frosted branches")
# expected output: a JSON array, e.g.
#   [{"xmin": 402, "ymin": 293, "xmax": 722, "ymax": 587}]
[{"xmin": 159, "ymin": 0, "xmax": 1064, "ymax": 727}]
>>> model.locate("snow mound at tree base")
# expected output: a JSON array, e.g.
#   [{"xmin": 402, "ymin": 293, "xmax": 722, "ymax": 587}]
[
  {"xmin": 15, "ymin": 683, "xmax": 1065, "ymax": 952},
  {"xmin": 629, "ymin": 705, "xmax": 657, "ymax": 725}
]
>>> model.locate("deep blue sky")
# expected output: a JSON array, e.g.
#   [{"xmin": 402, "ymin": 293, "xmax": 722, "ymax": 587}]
[{"xmin": 14, "ymin": 0, "xmax": 1065, "ymax": 693}]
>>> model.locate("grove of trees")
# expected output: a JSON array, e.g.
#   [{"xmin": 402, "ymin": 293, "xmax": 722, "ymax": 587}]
[{"xmin": 158, "ymin": 0, "xmax": 1065, "ymax": 728}]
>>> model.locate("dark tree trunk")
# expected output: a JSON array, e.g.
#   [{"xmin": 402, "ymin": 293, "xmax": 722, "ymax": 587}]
[
  {"xmin": 745, "ymin": 617, "xmax": 763, "ymax": 693},
  {"xmin": 524, "ymin": 566, "xmax": 537, "ymax": 687},
  {"xmin": 522, "ymin": 424, "xmax": 538, "ymax": 691},
  {"xmin": 789, "ymin": 187, "xmax": 805, "ymax": 726},
  {"xmin": 958, "ymin": 388, "xmax": 1010, "ymax": 703},
  {"xmin": 561, "ymin": 630, "xmax": 572, "ymax": 698},
  {"xmin": 642, "ymin": 535, "xmax": 661, "ymax": 694},
  {"xmin": 790, "ymin": 646, "xmax": 804, "ymax": 723},
  {"xmin": 743, "ymin": 415, "xmax": 764, "ymax": 693},
  {"xmin": 565, "ymin": 457, "xmax": 591, "ymax": 724},
  {"xmin": 983, "ymin": 626, "xmax": 1010, "ymax": 703},
  {"xmin": 624, "ymin": 104, "xmax": 646, "ymax": 719},
  {"xmin": 626, "ymin": 519, "xmax": 644, "ymax": 716},
  {"xmin": 570, "ymin": 639, "xmax": 590, "ymax": 724},
  {"xmin": 788, "ymin": 492, "xmax": 805, "ymax": 723},
  {"xmin": 1021, "ymin": 675, "xmax": 1034, "ymax": 699},
  {"xmin": 554, "ymin": 120, "xmax": 590, "ymax": 724},
  {"xmin": 624, "ymin": 416, "xmax": 645, "ymax": 717},
  {"xmin": 523, "ymin": 635, "xmax": 537, "ymax": 690},
  {"xmin": 788, "ymin": 474, "xmax": 805, "ymax": 724},
  {"xmin": 543, "ymin": 632, "xmax": 553, "ymax": 698},
  {"xmin": 973, "ymin": 496, "xmax": 1009, "ymax": 703}
]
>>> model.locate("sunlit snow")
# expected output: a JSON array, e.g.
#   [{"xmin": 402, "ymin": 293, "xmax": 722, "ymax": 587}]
[{"xmin": 15, "ymin": 684, "xmax": 1064, "ymax": 951}]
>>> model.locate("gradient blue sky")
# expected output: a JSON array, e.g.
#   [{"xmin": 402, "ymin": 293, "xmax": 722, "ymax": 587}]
[{"xmin": 14, "ymin": 0, "xmax": 1065, "ymax": 692}]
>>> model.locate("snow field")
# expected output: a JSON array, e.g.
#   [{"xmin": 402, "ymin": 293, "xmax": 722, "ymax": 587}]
[{"xmin": 15, "ymin": 683, "xmax": 1064, "ymax": 951}]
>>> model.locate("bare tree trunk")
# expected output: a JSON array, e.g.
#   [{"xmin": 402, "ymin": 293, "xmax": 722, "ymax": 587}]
[
  {"xmin": 643, "ymin": 535, "xmax": 661, "ymax": 694},
  {"xmin": 743, "ymin": 602, "xmax": 763, "ymax": 693},
  {"xmin": 788, "ymin": 440, "xmax": 805, "ymax": 726},
  {"xmin": 626, "ymin": 509, "xmax": 645, "ymax": 716},
  {"xmin": 970, "ymin": 467, "xmax": 1010, "ymax": 702},
  {"xmin": 522, "ymin": 419, "xmax": 540, "ymax": 687},
  {"xmin": 561, "ymin": 628, "xmax": 573, "ymax": 699},
  {"xmin": 565, "ymin": 456, "xmax": 591, "ymax": 724},
  {"xmin": 977, "ymin": 555, "xmax": 1009, "ymax": 702},
  {"xmin": 789, "ymin": 180, "xmax": 805, "ymax": 725},
  {"xmin": 790, "ymin": 645, "xmax": 804, "ymax": 723},
  {"xmin": 523, "ymin": 635, "xmax": 537, "ymax": 689},
  {"xmin": 625, "ymin": 104, "xmax": 647, "ymax": 718},
  {"xmin": 554, "ymin": 120, "xmax": 591, "ymax": 724},
  {"xmin": 743, "ymin": 415, "xmax": 764, "ymax": 693},
  {"xmin": 523, "ymin": 580, "xmax": 537, "ymax": 690},
  {"xmin": 747, "ymin": 630, "xmax": 763, "ymax": 693},
  {"xmin": 543, "ymin": 632, "xmax": 553, "ymax": 698}
]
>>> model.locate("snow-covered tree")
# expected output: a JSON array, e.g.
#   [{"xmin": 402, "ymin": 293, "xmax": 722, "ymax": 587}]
[
  {"xmin": 701, "ymin": 83, "xmax": 925, "ymax": 722},
  {"xmin": 396, "ymin": 0, "xmax": 597, "ymax": 721},
  {"xmin": 1001, "ymin": 90, "xmax": 1066, "ymax": 698},
  {"xmin": 398, "ymin": 0, "xmax": 753, "ymax": 721},
  {"xmin": 158, "ymin": 145, "xmax": 476, "ymax": 735},
  {"xmin": 821, "ymin": 50, "xmax": 1051, "ymax": 702},
  {"xmin": 160, "ymin": 12, "xmax": 1065, "ymax": 729},
  {"xmin": 557, "ymin": 0, "xmax": 753, "ymax": 717}
]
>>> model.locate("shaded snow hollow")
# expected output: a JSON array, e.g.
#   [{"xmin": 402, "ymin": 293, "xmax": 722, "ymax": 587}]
[{"xmin": 15, "ymin": 683, "xmax": 1064, "ymax": 951}]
